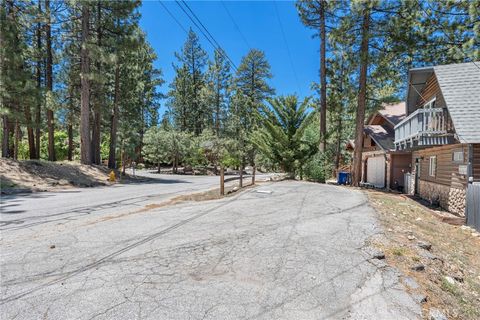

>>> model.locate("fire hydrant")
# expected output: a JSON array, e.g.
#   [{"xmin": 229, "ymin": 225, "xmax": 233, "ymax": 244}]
[{"xmin": 109, "ymin": 170, "xmax": 116, "ymax": 182}]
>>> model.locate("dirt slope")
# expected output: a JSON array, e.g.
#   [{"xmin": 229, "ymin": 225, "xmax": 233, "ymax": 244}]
[
  {"xmin": 367, "ymin": 190, "xmax": 480, "ymax": 320},
  {"xmin": 0, "ymin": 158, "xmax": 114, "ymax": 192}
]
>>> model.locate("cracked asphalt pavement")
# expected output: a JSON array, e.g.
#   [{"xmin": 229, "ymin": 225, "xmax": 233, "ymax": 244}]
[{"xmin": 0, "ymin": 180, "xmax": 421, "ymax": 319}]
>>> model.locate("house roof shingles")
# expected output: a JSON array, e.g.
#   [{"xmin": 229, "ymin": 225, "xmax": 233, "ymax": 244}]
[
  {"xmin": 364, "ymin": 125, "xmax": 395, "ymax": 151},
  {"xmin": 377, "ymin": 102, "xmax": 406, "ymax": 126},
  {"xmin": 433, "ymin": 62, "xmax": 480, "ymax": 143}
]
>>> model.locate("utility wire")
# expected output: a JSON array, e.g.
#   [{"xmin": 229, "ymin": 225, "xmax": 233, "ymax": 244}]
[
  {"xmin": 158, "ymin": 1, "xmax": 188, "ymax": 34},
  {"xmin": 175, "ymin": 0, "xmax": 238, "ymax": 71},
  {"xmin": 273, "ymin": 1, "xmax": 302, "ymax": 96},
  {"xmin": 221, "ymin": 1, "xmax": 251, "ymax": 50}
]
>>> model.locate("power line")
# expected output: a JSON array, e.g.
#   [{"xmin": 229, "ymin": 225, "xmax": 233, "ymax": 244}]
[
  {"xmin": 158, "ymin": 1, "xmax": 188, "ymax": 35},
  {"xmin": 273, "ymin": 1, "xmax": 302, "ymax": 96},
  {"xmin": 175, "ymin": 0, "xmax": 238, "ymax": 71},
  {"xmin": 221, "ymin": 1, "xmax": 251, "ymax": 50}
]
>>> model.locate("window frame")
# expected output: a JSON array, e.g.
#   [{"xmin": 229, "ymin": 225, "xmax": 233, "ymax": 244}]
[
  {"xmin": 429, "ymin": 156, "xmax": 437, "ymax": 177},
  {"xmin": 452, "ymin": 150, "xmax": 464, "ymax": 163}
]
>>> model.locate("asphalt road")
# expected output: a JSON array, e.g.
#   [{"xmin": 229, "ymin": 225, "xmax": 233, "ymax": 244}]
[
  {"xmin": 0, "ymin": 171, "xmax": 268, "ymax": 231},
  {"xmin": 0, "ymin": 180, "xmax": 421, "ymax": 319}
]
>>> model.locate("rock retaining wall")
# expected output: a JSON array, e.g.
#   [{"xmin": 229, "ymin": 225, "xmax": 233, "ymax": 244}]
[{"xmin": 418, "ymin": 180, "xmax": 466, "ymax": 217}]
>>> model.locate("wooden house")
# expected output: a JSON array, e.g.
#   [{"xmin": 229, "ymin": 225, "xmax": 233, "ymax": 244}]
[
  {"xmin": 347, "ymin": 102, "xmax": 411, "ymax": 190},
  {"xmin": 394, "ymin": 62, "xmax": 480, "ymax": 216}
]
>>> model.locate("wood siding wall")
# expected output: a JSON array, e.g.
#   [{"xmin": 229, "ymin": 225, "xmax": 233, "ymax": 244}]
[
  {"xmin": 415, "ymin": 74, "xmax": 446, "ymax": 108},
  {"xmin": 390, "ymin": 153, "xmax": 411, "ymax": 189},
  {"xmin": 412, "ymin": 144, "xmax": 468, "ymax": 189}
]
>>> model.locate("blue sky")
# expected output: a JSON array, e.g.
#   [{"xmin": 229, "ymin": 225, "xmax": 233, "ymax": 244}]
[{"xmin": 139, "ymin": 0, "xmax": 320, "ymax": 112}]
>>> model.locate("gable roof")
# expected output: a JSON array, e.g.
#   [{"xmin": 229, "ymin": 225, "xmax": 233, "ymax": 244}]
[
  {"xmin": 434, "ymin": 62, "xmax": 480, "ymax": 143},
  {"xmin": 407, "ymin": 62, "xmax": 480, "ymax": 143},
  {"xmin": 376, "ymin": 102, "xmax": 406, "ymax": 126},
  {"xmin": 367, "ymin": 102, "xmax": 406, "ymax": 127},
  {"xmin": 364, "ymin": 125, "xmax": 394, "ymax": 151}
]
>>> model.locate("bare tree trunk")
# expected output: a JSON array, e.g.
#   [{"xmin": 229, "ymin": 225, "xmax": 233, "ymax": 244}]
[
  {"xmin": 352, "ymin": 6, "xmax": 370, "ymax": 186},
  {"xmin": 80, "ymin": 2, "xmax": 91, "ymax": 164},
  {"xmin": 108, "ymin": 64, "xmax": 120, "ymax": 169},
  {"xmin": 35, "ymin": 0, "xmax": 42, "ymax": 159},
  {"xmin": 319, "ymin": 0, "xmax": 327, "ymax": 153},
  {"xmin": 45, "ymin": 0, "xmax": 55, "ymax": 161},
  {"xmin": 2, "ymin": 116, "xmax": 10, "ymax": 158},
  {"xmin": 91, "ymin": 1, "xmax": 102, "ymax": 165}
]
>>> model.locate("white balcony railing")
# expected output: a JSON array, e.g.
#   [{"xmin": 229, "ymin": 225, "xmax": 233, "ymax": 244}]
[{"xmin": 394, "ymin": 108, "xmax": 452, "ymax": 149}]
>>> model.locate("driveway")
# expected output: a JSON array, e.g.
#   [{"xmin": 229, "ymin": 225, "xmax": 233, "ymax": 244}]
[{"xmin": 0, "ymin": 181, "xmax": 420, "ymax": 319}]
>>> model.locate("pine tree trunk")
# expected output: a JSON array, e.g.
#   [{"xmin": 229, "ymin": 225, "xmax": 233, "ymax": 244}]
[
  {"xmin": 108, "ymin": 64, "xmax": 120, "ymax": 169},
  {"xmin": 67, "ymin": 117, "xmax": 73, "ymax": 161},
  {"xmin": 334, "ymin": 60, "xmax": 345, "ymax": 172},
  {"xmin": 215, "ymin": 86, "xmax": 220, "ymax": 136},
  {"xmin": 24, "ymin": 103, "xmax": 36, "ymax": 159},
  {"xmin": 335, "ymin": 113, "xmax": 342, "ymax": 171},
  {"xmin": 80, "ymin": 2, "xmax": 91, "ymax": 164},
  {"xmin": 239, "ymin": 162, "xmax": 243, "ymax": 188},
  {"xmin": 91, "ymin": 2, "xmax": 102, "ymax": 165},
  {"xmin": 35, "ymin": 0, "xmax": 42, "ymax": 159},
  {"xmin": 13, "ymin": 120, "xmax": 20, "ymax": 160},
  {"xmin": 2, "ymin": 115, "xmax": 10, "ymax": 158},
  {"xmin": 352, "ymin": 6, "xmax": 370, "ymax": 186},
  {"xmin": 319, "ymin": 0, "xmax": 327, "ymax": 153},
  {"xmin": 45, "ymin": 0, "xmax": 55, "ymax": 161}
]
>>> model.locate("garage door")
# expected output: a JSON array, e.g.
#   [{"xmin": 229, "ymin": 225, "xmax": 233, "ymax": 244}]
[{"xmin": 367, "ymin": 156, "xmax": 385, "ymax": 188}]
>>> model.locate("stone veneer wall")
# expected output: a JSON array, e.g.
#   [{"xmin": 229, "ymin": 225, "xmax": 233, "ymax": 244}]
[{"xmin": 418, "ymin": 180, "xmax": 466, "ymax": 217}]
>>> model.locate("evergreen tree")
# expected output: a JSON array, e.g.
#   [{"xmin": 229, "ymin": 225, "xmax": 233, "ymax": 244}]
[
  {"xmin": 252, "ymin": 95, "xmax": 316, "ymax": 178},
  {"xmin": 168, "ymin": 65, "xmax": 191, "ymax": 132},
  {"xmin": 235, "ymin": 49, "xmax": 274, "ymax": 132},
  {"xmin": 172, "ymin": 29, "xmax": 207, "ymax": 135},
  {"xmin": 296, "ymin": 0, "xmax": 336, "ymax": 153},
  {"xmin": 205, "ymin": 49, "xmax": 231, "ymax": 136}
]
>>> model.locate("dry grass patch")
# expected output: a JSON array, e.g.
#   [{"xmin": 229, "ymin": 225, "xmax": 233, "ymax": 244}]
[{"xmin": 366, "ymin": 190, "xmax": 480, "ymax": 320}]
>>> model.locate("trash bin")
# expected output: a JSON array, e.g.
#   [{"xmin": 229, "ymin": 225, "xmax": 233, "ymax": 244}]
[{"xmin": 338, "ymin": 172, "xmax": 350, "ymax": 185}]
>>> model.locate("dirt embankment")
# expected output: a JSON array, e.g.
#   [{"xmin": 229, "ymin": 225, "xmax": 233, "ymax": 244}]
[
  {"xmin": 0, "ymin": 158, "xmax": 115, "ymax": 193},
  {"xmin": 367, "ymin": 190, "xmax": 480, "ymax": 320}
]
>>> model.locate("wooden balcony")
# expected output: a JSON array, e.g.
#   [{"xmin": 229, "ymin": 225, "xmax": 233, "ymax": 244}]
[{"xmin": 394, "ymin": 108, "xmax": 455, "ymax": 150}]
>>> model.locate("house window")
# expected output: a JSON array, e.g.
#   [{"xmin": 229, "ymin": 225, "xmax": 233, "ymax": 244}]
[
  {"xmin": 429, "ymin": 156, "xmax": 437, "ymax": 177},
  {"xmin": 423, "ymin": 98, "xmax": 436, "ymax": 109},
  {"xmin": 452, "ymin": 150, "xmax": 464, "ymax": 163}
]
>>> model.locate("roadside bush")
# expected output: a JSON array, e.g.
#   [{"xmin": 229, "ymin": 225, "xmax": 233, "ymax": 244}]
[{"xmin": 303, "ymin": 152, "xmax": 333, "ymax": 182}]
